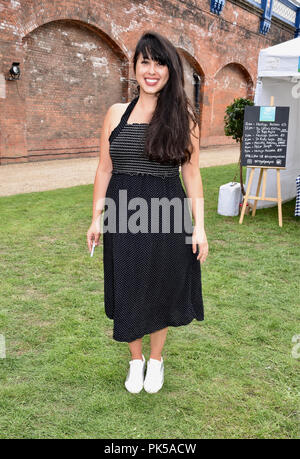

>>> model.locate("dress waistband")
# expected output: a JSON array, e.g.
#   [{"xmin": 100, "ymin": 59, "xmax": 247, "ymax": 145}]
[{"xmin": 112, "ymin": 169, "xmax": 180, "ymax": 179}]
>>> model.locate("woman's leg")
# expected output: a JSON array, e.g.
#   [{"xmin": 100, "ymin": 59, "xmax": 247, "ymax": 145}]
[
  {"xmin": 150, "ymin": 327, "xmax": 168, "ymax": 361},
  {"xmin": 128, "ymin": 337, "xmax": 143, "ymax": 360}
]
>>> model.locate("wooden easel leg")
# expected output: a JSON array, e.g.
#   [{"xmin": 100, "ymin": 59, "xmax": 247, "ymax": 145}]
[
  {"xmin": 261, "ymin": 169, "xmax": 267, "ymax": 200},
  {"xmin": 277, "ymin": 169, "xmax": 282, "ymax": 227},
  {"xmin": 252, "ymin": 168, "xmax": 263, "ymax": 217},
  {"xmin": 239, "ymin": 168, "xmax": 255, "ymax": 224}
]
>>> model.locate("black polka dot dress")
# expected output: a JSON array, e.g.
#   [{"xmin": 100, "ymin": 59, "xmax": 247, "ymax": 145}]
[{"xmin": 103, "ymin": 96, "xmax": 204, "ymax": 342}]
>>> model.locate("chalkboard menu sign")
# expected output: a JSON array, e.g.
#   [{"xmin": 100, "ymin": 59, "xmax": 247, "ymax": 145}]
[{"xmin": 241, "ymin": 106, "xmax": 290, "ymax": 168}]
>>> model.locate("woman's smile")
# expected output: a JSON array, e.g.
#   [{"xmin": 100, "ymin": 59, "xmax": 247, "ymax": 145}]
[{"xmin": 144, "ymin": 78, "xmax": 160, "ymax": 86}]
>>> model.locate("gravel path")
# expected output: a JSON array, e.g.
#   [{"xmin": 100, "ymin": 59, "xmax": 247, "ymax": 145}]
[{"xmin": 0, "ymin": 144, "xmax": 239, "ymax": 197}]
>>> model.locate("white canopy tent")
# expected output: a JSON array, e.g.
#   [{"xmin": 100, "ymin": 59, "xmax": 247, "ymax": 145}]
[{"xmin": 245, "ymin": 37, "xmax": 300, "ymax": 208}]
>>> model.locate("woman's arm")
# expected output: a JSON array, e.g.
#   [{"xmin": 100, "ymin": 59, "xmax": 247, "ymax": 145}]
[
  {"xmin": 86, "ymin": 105, "xmax": 114, "ymax": 251},
  {"xmin": 181, "ymin": 121, "xmax": 204, "ymax": 229},
  {"xmin": 181, "ymin": 121, "xmax": 208, "ymax": 263},
  {"xmin": 92, "ymin": 106, "xmax": 114, "ymax": 225}
]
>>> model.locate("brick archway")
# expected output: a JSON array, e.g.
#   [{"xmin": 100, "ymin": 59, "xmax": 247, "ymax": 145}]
[
  {"xmin": 22, "ymin": 19, "xmax": 128, "ymax": 162},
  {"xmin": 210, "ymin": 63, "xmax": 254, "ymax": 145},
  {"xmin": 178, "ymin": 48, "xmax": 205, "ymax": 142}
]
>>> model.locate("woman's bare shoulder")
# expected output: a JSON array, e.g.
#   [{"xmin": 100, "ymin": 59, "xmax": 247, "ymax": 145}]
[
  {"xmin": 108, "ymin": 102, "xmax": 130, "ymax": 134},
  {"xmin": 109, "ymin": 102, "xmax": 130, "ymax": 119}
]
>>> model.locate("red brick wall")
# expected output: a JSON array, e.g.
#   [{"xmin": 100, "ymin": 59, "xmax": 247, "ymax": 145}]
[
  {"xmin": 23, "ymin": 20, "xmax": 126, "ymax": 161},
  {"xmin": 0, "ymin": 0, "xmax": 295, "ymax": 164}
]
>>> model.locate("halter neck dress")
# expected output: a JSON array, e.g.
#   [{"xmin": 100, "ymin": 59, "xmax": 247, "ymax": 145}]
[{"xmin": 102, "ymin": 96, "xmax": 204, "ymax": 342}]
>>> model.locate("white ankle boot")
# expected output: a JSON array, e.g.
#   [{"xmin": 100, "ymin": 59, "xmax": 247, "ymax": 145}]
[
  {"xmin": 124, "ymin": 354, "xmax": 145, "ymax": 394},
  {"xmin": 143, "ymin": 357, "xmax": 164, "ymax": 393}
]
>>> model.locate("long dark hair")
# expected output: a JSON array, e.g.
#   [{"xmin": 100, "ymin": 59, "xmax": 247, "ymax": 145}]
[{"xmin": 133, "ymin": 31, "xmax": 198, "ymax": 166}]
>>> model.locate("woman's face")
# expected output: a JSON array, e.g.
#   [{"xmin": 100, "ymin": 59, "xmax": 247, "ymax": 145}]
[{"xmin": 135, "ymin": 52, "xmax": 169, "ymax": 95}]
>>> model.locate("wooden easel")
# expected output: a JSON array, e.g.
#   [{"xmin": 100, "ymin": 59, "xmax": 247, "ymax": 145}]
[{"xmin": 239, "ymin": 96, "xmax": 284, "ymax": 227}]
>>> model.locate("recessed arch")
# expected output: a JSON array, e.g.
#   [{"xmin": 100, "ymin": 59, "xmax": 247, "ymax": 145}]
[
  {"xmin": 177, "ymin": 48, "xmax": 205, "ymax": 141},
  {"xmin": 22, "ymin": 19, "xmax": 129, "ymax": 161},
  {"xmin": 210, "ymin": 62, "xmax": 254, "ymax": 144},
  {"xmin": 213, "ymin": 62, "xmax": 254, "ymax": 97}
]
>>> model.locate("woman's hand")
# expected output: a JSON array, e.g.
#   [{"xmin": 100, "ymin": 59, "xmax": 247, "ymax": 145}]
[
  {"xmin": 192, "ymin": 226, "xmax": 209, "ymax": 264},
  {"xmin": 87, "ymin": 218, "xmax": 101, "ymax": 253}
]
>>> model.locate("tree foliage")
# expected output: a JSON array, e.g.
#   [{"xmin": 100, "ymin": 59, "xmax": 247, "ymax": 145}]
[
  {"xmin": 224, "ymin": 97, "xmax": 254, "ymax": 142},
  {"xmin": 224, "ymin": 97, "xmax": 254, "ymax": 196}
]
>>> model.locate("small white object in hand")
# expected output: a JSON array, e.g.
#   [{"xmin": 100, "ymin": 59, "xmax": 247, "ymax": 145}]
[{"xmin": 90, "ymin": 240, "xmax": 95, "ymax": 257}]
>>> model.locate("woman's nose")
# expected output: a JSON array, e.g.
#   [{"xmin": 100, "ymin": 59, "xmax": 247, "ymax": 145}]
[{"xmin": 149, "ymin": 62, "xmax": 156, "ymax": 74}]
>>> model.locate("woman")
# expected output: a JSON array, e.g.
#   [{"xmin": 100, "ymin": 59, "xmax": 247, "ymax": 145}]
[{"xmin": 87, "ymin": 31, "xmax": 208, "ymax": 394}]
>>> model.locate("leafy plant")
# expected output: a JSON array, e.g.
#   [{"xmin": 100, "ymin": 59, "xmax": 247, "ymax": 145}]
[{"xmin": 224, "ymin": 98, "xmax": 254, "ymax": 195}]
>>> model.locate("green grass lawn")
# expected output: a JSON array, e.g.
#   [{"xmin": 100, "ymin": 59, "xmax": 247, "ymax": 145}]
[{"xmin": 0, "ymin": 163, "xmax": 299, "ymax": 439}]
